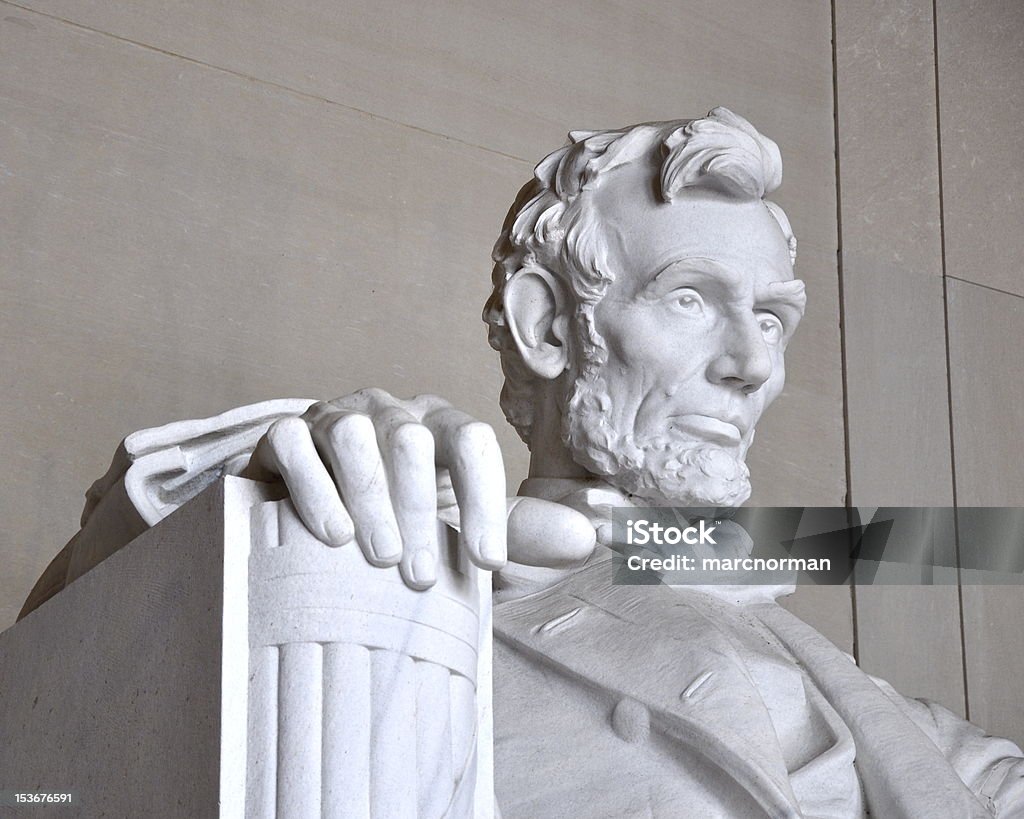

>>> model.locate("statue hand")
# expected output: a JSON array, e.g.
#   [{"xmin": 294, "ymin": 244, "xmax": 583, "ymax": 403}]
[{"xmin": 243, "ymin": 389, "xmax": 594, "ymax": 590}]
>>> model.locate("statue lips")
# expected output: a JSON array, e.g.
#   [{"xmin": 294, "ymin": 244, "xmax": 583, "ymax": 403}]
[{"xmin": 671, "ymin": 413, "xmax": 744, "ymax": 446}]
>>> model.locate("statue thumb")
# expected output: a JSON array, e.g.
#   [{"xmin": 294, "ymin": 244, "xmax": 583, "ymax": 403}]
[{"xmin": 505, "ymin": 496, "xmax": 596, "ymax": 568}]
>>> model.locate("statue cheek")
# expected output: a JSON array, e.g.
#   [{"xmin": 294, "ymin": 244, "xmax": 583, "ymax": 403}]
[
  {"xmin": 759, "ymin": 370, "xmax": 787, "ymax": 411},
  {"xmin": 599, "ymin": 302, "xmax": 677, "ymax": 363}
]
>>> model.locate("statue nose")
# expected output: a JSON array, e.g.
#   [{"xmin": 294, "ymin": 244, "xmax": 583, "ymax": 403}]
[
  {"xmin": 706, "ymin": 321, "xmax": 772, "ymax": 393},
  {"xmin": 713, "ymin": 372, "xmax": 765, "ymax": 394}
]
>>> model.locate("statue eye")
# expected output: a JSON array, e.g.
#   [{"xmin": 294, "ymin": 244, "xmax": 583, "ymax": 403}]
[
  {"xmin": 759, "ymin": 313, "xmax": 783, "ymax": 343},
  {"xmin": 672, "ymin": 289, "xmax": 704, "ymax": 313}
]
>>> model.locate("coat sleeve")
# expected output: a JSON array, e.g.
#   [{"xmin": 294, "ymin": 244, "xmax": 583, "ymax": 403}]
[
  {"xmin": 874, "ymin": 675, "xmax": 1024, "ymax": 817},
  {"xmin": 19, "ymin": 398, "xmax": 316, "ymax": 619}
]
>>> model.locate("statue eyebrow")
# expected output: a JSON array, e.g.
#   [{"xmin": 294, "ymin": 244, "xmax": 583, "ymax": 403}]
[
  {"xmin": 755, "ymin": 279, "xmax": 807, "ymax": 320},
  {"xmin": 642, "ymin": 257, "xmax": 743, "ymax": 295}
]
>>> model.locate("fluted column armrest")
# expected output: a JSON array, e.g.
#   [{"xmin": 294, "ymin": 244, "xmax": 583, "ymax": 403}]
[{"xmin": 0, "ymin": 477, "xmax": 493, "ymax": 819}]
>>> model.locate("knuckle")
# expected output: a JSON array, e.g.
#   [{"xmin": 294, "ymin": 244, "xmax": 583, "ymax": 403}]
[
  {"xmin": 324, "ymin": 412, "xmax": 374, "ymax": 448},
  {"xmin": 453, "ymin": 421, "xmax": 498, "ymax": 453},
  {"xmin": 321, "ymin": 388, "xmax": 392, "ymax": 416},
  {"xmin": 411, "ymin": 393, "xmax": 451, "ymax": 413},
  {"xmin": 300, "ymin": 399, "xmax": 336, "ymax": 424},
  {"xmin": 391, "ymin": 422, "xmax": 434, "ymax": 460},
  {"xmin": 266, "ymin": 416, "xmax": 308, "ymax": 451},
  {"xmin": 353, "ymin": 387, "xmax": 393, "ymax": 409},
  {"xmin": 401, "ymin": 496, "xmax": 437, "ymax": 521}
]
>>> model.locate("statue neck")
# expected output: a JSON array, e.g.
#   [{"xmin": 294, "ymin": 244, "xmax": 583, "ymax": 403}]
[{"xmin": 526, "ymin": 382, "xmax": 590, "ymax": 480}]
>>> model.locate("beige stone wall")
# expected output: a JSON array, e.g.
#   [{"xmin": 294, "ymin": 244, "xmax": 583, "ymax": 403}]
[
  {"xmin": 834, "ymin": 0, "xmax": 1024, "ymax": 746},
  {"xmin": 0, "ymin": 0, "xmax": 1019, "ymax": 744}
]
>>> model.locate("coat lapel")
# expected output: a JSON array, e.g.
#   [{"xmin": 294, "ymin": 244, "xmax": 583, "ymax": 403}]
[
  {"xmin": 495, "ymin": 557, "xmax": 803, "ymax": 818},
  {"xmin": 756, "ymin": 603, "xmax": 991, "ymax": 819}
]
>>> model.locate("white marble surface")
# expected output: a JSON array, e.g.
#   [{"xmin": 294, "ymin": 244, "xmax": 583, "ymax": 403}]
[{"xmin": 0, "ymin": 481, "xmax": 237, "ymax": 817}]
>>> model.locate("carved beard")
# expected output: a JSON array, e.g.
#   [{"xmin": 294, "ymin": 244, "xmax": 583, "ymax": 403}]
[{"xmin": 561, "ymin": 365, "xmax": 752, "ymax": 507}]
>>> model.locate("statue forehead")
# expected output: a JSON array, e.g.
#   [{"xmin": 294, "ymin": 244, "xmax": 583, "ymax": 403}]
[{"xmin": 585, "ymin": 163, "xmax": 794, "ymax": 287}]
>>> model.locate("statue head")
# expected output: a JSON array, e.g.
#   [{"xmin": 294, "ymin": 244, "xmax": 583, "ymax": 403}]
[{"xmin": 483, "ymin": 108, "xmax": 806, "ymax": 507}]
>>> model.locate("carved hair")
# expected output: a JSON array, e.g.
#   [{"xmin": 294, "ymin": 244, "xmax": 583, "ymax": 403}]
[{"xmin": 482, "ymin": 107, "xmax": 797, "ymax": 444}]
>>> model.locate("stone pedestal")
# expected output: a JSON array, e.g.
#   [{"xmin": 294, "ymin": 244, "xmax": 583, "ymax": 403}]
[{"xmin": 0, "ymin": 477, "xmax": 493, "ymax": 818}]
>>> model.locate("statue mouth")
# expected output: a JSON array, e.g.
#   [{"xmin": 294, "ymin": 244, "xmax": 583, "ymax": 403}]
[{"xmin": 670, "ymin": 414, "xmax": 744, "ymax": 446}]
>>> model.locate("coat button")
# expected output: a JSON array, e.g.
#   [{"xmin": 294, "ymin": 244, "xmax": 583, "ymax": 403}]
[{"xmin": 611, "ymin": 697, "xmax": 649, "ymax": 744}]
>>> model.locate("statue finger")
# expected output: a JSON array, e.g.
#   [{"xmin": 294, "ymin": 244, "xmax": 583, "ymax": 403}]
[
  {"xmin": 310, "ymin": 411, "xmax": 402, "ymax": 567},
  {"xmin": 375, "ymin": 410, "xmax": 440, "ymax": 590},
  {"xmin": 422, "ymin": 407, "xmax": 506, "ymax": 571},
  {"xmin": 261, "ymin": 416, "xmax": 355, "ymax": 547},
  {"xmin": 241, "ymin": 432, "xmax": 281, "ymax": 482}
]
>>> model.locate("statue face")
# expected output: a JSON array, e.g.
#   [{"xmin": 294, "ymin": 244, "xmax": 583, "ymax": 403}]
[{"xmin": 563, "ymin": 169, "xmax": 805, "ymax": 506}]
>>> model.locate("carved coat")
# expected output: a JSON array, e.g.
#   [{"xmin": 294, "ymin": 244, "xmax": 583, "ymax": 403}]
[{"xmin": 494, "ymin": 549, "xmax": 1023, "ymax": 818}]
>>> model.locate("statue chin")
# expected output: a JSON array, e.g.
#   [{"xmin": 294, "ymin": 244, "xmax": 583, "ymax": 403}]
[
  {"xmin": 618, "ymin": 439, "xmax": 752, "ymax": 507},
  {"xmin": 562, "ymin": 374, "xmax": 752, "ymax": 508}
]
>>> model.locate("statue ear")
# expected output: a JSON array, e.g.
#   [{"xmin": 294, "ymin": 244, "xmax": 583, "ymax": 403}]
[{"xmin": 504, "ymin": 266, "xmax": 571, "ymax": 380}]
